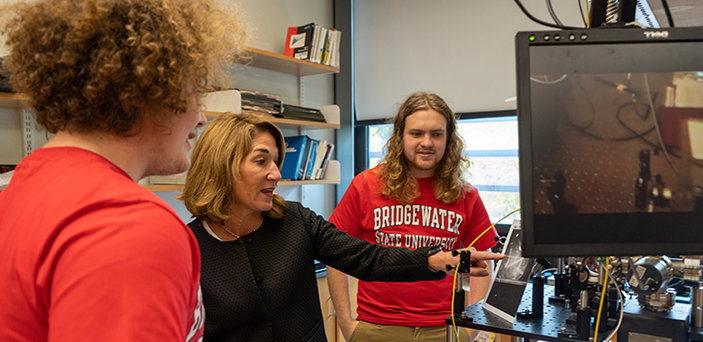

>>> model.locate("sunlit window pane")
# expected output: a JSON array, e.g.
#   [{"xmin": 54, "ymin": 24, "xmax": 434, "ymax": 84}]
[
  {"xmin": 459, "ymin": 117, "xmax": 519, "ymax": 150},
  {"xmin": 477, "ymin": 191, "xmax": 521, "ymax": 223},
  {"xmin": 465, "ymin": 156, "xmax": 519, "ymax": 187},
  {"xmin": 365, "ymin": 116, "xmax": 519, "ymax": 224},
  {"xmin": 368, "ymin": 124, "xmax": 392, "ymax": 168}
]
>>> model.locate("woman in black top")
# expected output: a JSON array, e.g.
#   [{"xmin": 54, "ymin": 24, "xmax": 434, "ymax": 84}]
[{"xmin": 179, "ymin": 113, "xmax": 503, "ymax": 341}]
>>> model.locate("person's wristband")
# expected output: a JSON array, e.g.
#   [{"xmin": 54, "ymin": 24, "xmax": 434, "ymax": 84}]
[
  {"xmin": 426, "ymin": 246, "xmax": 443, "ymax": 272},
  {"xmin": 427, "ymin": 246, "xmax": 442, "ymax": 256}
]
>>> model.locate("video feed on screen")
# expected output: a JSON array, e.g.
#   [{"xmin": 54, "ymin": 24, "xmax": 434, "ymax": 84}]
[{"xmin": 529, "ymin": 71, "xmax": 703, "ymax": 215}]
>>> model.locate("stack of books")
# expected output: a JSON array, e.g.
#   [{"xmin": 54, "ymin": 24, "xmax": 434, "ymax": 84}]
[
  {"xmin": 279, "ymin": 104, "xmax": 326, "ymax": 122},
  {"xmin": 238, "ymin": 89, "xmax": 282, "ymax": 116},
  {"xmin": 284, "ymin": 22, "xmax": 341, "ymax": 68},
  {"xmin": 238, "ymin": 89, "xmax": 329, "ymax": 122},
  {"xmin": 280, "ymin": 135, "xmax": 335, "ymax": 181}
]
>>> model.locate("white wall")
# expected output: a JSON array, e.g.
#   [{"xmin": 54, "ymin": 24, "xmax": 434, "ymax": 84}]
[{"xmin": 353, "ymin": 0, "xmax": 585, "ymax": 120}]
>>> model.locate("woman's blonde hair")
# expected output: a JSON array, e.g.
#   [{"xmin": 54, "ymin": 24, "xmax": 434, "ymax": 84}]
[
  {"xmin": 180, "ymin": 113, "xmax": 287, "ymax": 222},
  {"xmin": 380, "ymin": 91, "xmax": 470, "ymax": 204},
  {"xmin": 1, "ymin": 0, "xmax": 245, "ymax": 135}
]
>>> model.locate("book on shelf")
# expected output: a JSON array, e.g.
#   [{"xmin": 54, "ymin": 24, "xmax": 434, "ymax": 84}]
[
  {"xmin": 313, "ymin": 27, "xmax": 327, "ymax": 64},
  {"xmin": 285, "ymin": 24, "xmax": 341, "ymax": 66},
  {"xmin": 303, "ymin": 138, "xmax": 319, "ymax": 180},
  {"xmin": 297, "ymin": 138, "xmax": 314, "ymax": 180},
  {"xmin": 280, "ymin": 135, "xmax": 309, "ymax": 180},
  {"xmin": 319, "ymin": 28, "xmax": 341, "ymax": 67},
  {"xmin": 311, "ymin": 140, "xmax": 327, "ymax": 180},
  {"xmin": 310, "ymin": 25, "xmax": 323, "ymax": 64},
  {"xmin": 283, "ymin": 22, "xmax": 315, "ymax": 60},
  {"xmin": 330, "ymin": 30, "xmax": 342, "ymax": 68},
  {"xmin": 316, "ymin": 142, "xmax": 335, "ymax": 180},
  {"xmin": 321, "ymin": 28, "xmax": 334, "ymax": 66}
]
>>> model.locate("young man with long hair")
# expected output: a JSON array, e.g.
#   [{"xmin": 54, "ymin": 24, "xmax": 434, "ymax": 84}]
[{"xmin": 327, "ymin": 92, "xmax": 498, "ymax": 341}]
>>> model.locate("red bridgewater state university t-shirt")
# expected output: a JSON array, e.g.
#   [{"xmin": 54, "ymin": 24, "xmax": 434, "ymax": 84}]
[{"xmin": 329, "ymin": 165, "xmax": 497, "ymax": 326}]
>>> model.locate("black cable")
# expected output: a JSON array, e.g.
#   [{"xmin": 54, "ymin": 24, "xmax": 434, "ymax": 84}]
[
  {"xmin": 613, "ymin": 97, "xmax": 686, "ymax": 160},
  {"xmin": 577, "ymin": 0, "xmax": 588, "ymax": 27},
  {"xmin": 546, "ymin": 0, "xmax": 564, "ymax": 26},
  {"xmin": 660, "ymin": 0, "xmax": 675, "ymax": 27},
  {"xmin": 513, "ymin": 0, "xmax": 582, "ymax": 29},
  {"xmin": 564, "ymin": 81, "xmax": 674, "ymax": 150},
  {"xmin": 615, "ymin": 102, "xmax": 659, "ymax": 144}
]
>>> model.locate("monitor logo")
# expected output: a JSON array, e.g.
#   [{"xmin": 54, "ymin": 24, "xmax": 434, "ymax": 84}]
[{"xmin": 643, "ymin": 31, "xmax": 669, "ymax": 39}]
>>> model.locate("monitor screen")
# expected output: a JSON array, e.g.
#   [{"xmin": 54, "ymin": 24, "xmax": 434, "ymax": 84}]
[{"xmin": 516, "ymin": 27, "xmax": 703, "ymax": 257}]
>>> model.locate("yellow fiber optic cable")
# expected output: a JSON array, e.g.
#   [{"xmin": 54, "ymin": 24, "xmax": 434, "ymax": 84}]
[{"xmin": 450, "ymin": 207, "xmax": 520, "ymax": 341}]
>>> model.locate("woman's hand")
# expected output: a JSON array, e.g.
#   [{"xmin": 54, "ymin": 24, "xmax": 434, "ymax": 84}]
[{"xmin": 428, "ymin": 247, "xmax": 504, "ymax": 276}]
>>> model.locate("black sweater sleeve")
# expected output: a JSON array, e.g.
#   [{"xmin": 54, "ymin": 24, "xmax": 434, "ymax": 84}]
[{"xmin": 291, "ymin": 202, "xmax": 445, "ymax": 282}]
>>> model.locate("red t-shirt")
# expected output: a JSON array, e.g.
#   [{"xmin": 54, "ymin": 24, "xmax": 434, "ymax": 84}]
[
  {"xmin": 0, "ymin": 147, "xmax": 204, "ymax": 341},
  {"xmin": 329, "ymin": 165, "xmax": 496, "ymax": 326}
]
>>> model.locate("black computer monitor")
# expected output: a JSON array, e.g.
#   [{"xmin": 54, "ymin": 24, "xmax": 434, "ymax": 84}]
[{"xmin": 516, "ymin": 27, "xmax": 703, "ymax": 257}]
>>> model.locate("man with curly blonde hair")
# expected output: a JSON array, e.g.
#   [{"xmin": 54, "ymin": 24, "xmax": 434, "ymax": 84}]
[
  {"xmin": 0, "ymin": 0, "xmax": 244, "ymax": 340},
  {"xmin": 327, "ymin": 92, "xmax": 498, "ymax": 342}
]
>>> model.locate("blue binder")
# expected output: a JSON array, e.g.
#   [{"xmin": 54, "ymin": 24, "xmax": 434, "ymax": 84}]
[{"xmin": 280, "ymin": 135, "xmax": 309, "ymax": 180}]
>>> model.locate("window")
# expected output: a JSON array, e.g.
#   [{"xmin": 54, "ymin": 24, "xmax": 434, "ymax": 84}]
[{"xmin": 365, "ymin": 114, "xmax": 520, "ymax": 228}]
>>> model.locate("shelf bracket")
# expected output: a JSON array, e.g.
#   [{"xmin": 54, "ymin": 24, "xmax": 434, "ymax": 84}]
[
  {"xmin": 21, "ymin": 107, "xmax": 35, "ymax": 157},
  {"xmin": 298, "ymin": 76, "xmax": 306, "ymax": 107}
]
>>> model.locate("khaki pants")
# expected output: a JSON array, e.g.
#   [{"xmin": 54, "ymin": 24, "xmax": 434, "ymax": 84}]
[{"xmin": 349, "ymin": 320, "xmax": 471, "ymax": 342}]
